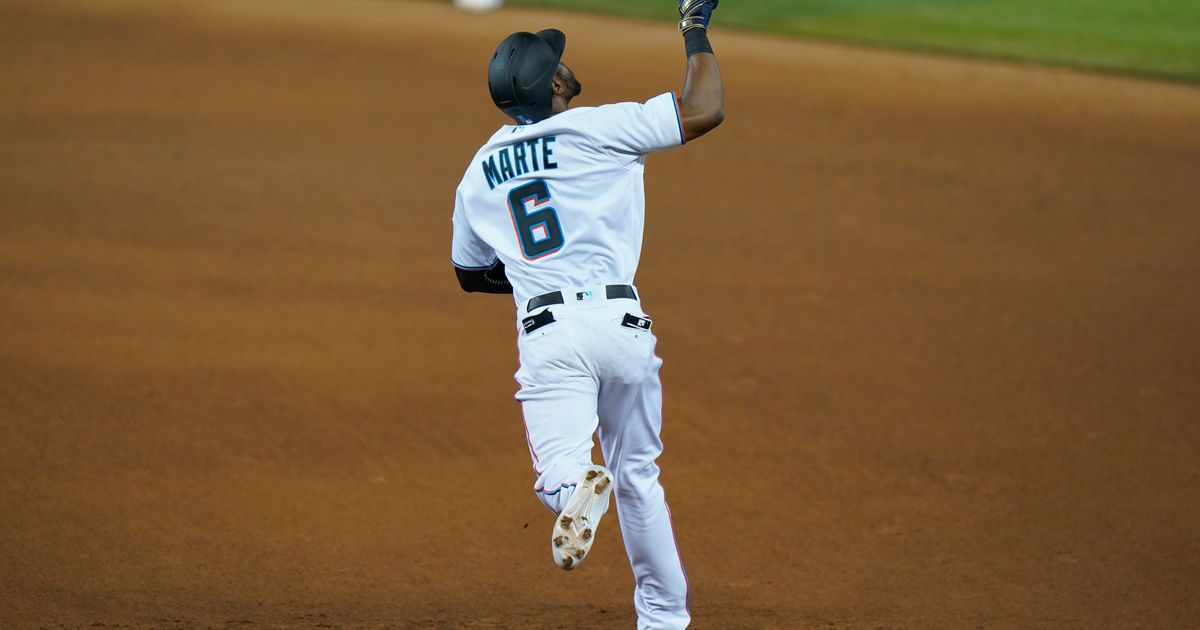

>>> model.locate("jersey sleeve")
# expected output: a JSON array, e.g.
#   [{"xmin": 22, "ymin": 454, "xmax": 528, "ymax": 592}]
[
  {"xmin": 585, "ymin": 92, "xmax": 686, "ymax": 157},
  {"xmin": 450, "ymin": 190, "xmax": 498, "ymax": 270}
]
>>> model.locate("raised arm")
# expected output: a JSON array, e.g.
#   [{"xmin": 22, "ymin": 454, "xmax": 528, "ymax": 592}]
[{"xmin": 677, "ymin": 0, "xmax": 724, "ymax": 142}]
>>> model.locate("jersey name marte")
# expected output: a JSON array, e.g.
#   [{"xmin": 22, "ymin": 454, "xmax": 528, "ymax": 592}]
[
  {"xmin": 452, "ymin": 92, "xmax": 685, "ymax": 310},
  {"xmin": 481, "ymin": 135, "xmax": 559, "ymax": 190}
]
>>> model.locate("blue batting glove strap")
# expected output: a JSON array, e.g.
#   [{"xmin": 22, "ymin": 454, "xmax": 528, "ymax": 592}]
[{"xmin": 678, "ymin": 0, "xmax": 718, "ymax": 33}]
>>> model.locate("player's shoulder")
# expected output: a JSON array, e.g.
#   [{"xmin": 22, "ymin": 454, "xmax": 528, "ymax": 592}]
[
  {"xmin": 456, "ymin": 136, "xmax": 501, "ymax": 199},
  {"xmin": 592, "ymin": 92, "xmax": 675, "ymax": 111},
  {"xmin": 567, "ymin": 93, "xmax": 677, "ymax": 126},
  {"xmin": 559, "ymin": 97, "xmax": 663, "ymax": 120}
]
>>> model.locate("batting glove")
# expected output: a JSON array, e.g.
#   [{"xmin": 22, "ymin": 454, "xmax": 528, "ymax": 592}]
[{"xmin": 678, "ymin": 0, "xmax": 719, "ymax": 33}]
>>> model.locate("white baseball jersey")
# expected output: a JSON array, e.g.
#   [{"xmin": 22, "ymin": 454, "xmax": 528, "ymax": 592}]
[{"xmin": 451, "ymin": 92, "xmax": 685, "ymax": 307}]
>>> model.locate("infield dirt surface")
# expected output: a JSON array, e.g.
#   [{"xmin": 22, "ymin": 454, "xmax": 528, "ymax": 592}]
[{"xmin": 2, "ymin": 1, "xmax": 1199, "ymax": 627}]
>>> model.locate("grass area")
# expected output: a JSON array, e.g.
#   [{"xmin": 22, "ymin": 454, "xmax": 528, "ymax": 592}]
[{"xmin": 504, "ymin": 0, "xmax": 1200, "ymax": 82}]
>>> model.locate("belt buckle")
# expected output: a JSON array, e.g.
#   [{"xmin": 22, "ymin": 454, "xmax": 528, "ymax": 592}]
[{"xmin": 575, "ymin": 290, "xmax": 594, "ymax": 302}]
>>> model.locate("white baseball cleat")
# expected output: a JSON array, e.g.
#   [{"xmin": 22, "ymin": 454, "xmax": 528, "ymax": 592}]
[{"xmin": 551, "ymin": 465, "xmax": 613, "ymax": 570}]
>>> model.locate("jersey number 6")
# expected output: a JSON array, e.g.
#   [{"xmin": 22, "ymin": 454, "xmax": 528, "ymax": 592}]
[{"xmin": 508, "ymin": 179, "xmax": 564, "ymax": 260}]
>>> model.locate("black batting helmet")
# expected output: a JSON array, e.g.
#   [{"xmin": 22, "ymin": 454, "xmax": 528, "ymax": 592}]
[{"xmin": 488, "ymin": 29, "xmax": 566, "ymax": 125}]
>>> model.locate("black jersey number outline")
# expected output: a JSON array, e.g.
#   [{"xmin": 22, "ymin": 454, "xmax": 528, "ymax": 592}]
[{"xmin": 508, "ymin": 179, "xmax": 564, "ymax": 260}]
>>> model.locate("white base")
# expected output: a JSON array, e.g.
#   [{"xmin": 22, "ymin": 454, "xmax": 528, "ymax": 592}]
[{"xmin": 453, "ymin": 0, "xmax": 503, "ymax": 12}]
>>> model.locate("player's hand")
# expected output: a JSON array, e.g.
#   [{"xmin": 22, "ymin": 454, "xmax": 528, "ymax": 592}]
[{"xmin": 678, "ymin": 0, "xmax": 719, "ymax": 33}]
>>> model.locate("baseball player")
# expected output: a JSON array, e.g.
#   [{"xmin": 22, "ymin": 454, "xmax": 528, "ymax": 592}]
[{"xmin": 450, "ymin": 1, "xmax": 722, "ymax": 627}]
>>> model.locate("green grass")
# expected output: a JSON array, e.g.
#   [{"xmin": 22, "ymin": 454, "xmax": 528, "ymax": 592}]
[{"xmin": 504, "ymin": 0, "xmax": 1200, "ymax": 82}]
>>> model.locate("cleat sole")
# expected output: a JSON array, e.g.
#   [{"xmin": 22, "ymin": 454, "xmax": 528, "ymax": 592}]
[{"xmin": 549, "ymin": 465, "xmax": 614, "ymax": 571}]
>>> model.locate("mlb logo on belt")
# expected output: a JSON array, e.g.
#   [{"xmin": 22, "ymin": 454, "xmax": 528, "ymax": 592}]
[{"xmin": 576, "ymin": 290, "xmax": 594, "ymax": 301}]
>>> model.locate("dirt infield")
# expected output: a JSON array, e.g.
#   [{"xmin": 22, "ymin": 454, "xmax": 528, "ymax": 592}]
[{"xmin": 2, "ymin": 0, "xmax": 1198, "ymax": 627}]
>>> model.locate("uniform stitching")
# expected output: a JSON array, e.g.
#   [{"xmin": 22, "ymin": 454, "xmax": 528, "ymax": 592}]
[{"xmin": 535, "ymin": 482, "xmax": 577, "ymax": 495}]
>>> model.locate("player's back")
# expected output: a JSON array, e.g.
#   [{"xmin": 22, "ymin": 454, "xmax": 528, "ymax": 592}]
[{"xmin": 451, "ymin": 93, "xmax": 684, "ymax": 308}]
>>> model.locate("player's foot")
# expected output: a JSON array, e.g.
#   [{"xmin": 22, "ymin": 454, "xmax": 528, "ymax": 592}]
[{"xmin": 551, "ymin": 465, "xmax": 613, "ymax": 571}]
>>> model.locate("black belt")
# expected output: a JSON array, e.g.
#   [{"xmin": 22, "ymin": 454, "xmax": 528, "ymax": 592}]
[{"xmin": 526, "ymin": 284, "xmax": 637, "ymax": 312}]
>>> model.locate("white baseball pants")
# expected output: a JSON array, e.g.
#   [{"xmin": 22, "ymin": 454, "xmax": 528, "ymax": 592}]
[{"xmin": 514, "ymin": 290, "xmax": 690, "ymax": 630}]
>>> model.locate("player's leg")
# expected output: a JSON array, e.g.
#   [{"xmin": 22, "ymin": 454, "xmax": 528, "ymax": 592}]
[
  {"xmin": 594, "ymin": 313, "xmax": 690, "ymax": 629},
  {"xmin": 515, "ymin": 317, "xmax": 600, "ymax": 515}
]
